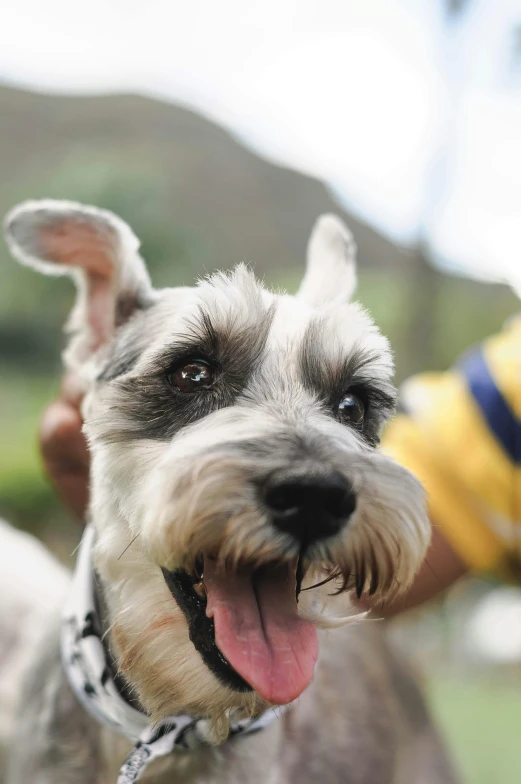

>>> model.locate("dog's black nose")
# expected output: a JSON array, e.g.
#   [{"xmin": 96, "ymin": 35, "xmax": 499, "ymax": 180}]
[{"xmin": 263, "ymin": 471, "xmax": 356, "ymax": 545}]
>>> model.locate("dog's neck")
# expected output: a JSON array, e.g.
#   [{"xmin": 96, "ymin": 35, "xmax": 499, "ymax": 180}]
[
  {"xmin": 61, "ymin": 526, "xmax": 283, "ymax": 783},
  {"xmin": 94, "ymin": 560, "xmax": 145, "ymax": 713}
]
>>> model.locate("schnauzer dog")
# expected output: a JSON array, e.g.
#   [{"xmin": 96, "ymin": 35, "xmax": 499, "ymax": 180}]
[{"xmin": 0, "ymin": 201, "xmax": 455, "ymax": 783}]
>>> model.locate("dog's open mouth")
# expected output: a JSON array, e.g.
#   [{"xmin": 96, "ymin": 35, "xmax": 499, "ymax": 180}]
[{"xmin": 162, "ymin": 557, "xmax": 318, "ymax": 705}]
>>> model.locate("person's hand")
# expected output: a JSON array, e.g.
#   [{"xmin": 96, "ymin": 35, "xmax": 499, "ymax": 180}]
[{"xmin": 39, "ymin": 375, "xmax": 90, "ymax": 521}]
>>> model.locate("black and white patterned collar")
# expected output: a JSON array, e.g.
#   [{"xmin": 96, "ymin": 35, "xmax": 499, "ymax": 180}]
[{"xmin": 61, "ymin": 526, "xmax": 282, "ymax": 784}]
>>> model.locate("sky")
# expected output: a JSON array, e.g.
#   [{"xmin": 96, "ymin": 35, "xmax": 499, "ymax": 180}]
[{"xmin": 1, "ymin": 0, "xmax": 521, "ymax": 291}]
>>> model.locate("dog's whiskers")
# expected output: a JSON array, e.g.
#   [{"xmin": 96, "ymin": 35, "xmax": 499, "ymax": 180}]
[
  {"xmin": 117, "ymin": 533, "xmax": 141, "ymax": 561},
  {"xmin": 300, "ymin": 571, "xmax": 338, "ymax": 593},
  {"xmin": 424, "ymin": 557, "xmax": 442, "ymax": 584},
  {"xmin": 101, "ymin": 619, "xmax": 117, "ymax": 643}
]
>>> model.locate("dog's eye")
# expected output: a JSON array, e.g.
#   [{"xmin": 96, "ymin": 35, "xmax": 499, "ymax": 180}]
[
  {"xmin": 168, "ymin": 360, "xmax": 215, "ymax": 393},
  {"xmin": 338, "ymin": 392, "xmax": 365, "ymax": 427}
]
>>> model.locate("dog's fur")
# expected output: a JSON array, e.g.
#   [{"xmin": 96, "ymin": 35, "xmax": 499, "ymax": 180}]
[{"xmin": 0, "ymin": 201, "xmax": 455, "ymax": 783}]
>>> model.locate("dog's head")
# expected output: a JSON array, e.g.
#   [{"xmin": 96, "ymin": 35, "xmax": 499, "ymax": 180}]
[{"xmin": 5, "ymin": 200, "xmax": 429, "ymax": 730}]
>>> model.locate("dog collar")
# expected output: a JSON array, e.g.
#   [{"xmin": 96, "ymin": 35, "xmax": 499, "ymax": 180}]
[{"xmin": 61, "ymin": 526, "xmax": 282, "ymax": 784}]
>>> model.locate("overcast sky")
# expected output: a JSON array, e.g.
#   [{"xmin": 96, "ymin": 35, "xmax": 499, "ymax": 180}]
[{"xmin": 1, "ymin": 0, "xmax": 520, "ymax": 291}]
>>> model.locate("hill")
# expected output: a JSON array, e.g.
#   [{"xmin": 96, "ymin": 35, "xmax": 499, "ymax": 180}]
[{"xmin": 0, "ymin": 85, "xmax": 517, "ymax": 379}]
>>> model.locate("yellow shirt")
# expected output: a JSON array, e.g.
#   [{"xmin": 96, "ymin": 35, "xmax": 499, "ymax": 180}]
[{"xmin": 382, "ymin": 316, "xmax": 521, "ymax": 582}]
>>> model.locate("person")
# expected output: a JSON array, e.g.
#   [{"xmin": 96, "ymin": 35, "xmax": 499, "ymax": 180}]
[
  {"xmin": 381, "ymin": 314, "xmax": 521, "ymax": 613},
  {"xmin": 40, "ymin": 314, "xmax": 521, "ymax": 613},
  {"xmin": 39, "ymin": 374, "xmax": 90, "ymax": 522}
]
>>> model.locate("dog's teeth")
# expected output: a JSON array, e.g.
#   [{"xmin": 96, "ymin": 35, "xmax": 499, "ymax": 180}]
[{"xmin": 193, "ymin": 581, "xmax": 206, "ymax": 599}]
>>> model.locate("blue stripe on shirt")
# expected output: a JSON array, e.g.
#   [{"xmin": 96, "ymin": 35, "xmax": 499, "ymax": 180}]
[{"xmin": 459, "ymin": 349, "xmax": 521, "ymax": 464}]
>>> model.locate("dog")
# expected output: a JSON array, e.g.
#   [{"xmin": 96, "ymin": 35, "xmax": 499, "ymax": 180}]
[{"xmin": 0, "ymin": 200, "xmax": 455, "ymax": 783}]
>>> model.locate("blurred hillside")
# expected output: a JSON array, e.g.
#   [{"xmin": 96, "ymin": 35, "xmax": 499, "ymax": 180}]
[{"xmin": 0, "ymin": 84, "xmax": 519, "ymax": 533}]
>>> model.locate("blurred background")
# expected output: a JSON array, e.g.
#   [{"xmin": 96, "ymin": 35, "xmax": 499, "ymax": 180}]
[{"xmin": 1, "ymin": 1, "xmax": 521, "ymax": 781}]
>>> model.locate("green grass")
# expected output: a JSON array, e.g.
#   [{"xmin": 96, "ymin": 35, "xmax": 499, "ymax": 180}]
[
  {"xmin": 428, "ymin": 675, "xmax": 521, "ymax": 784},
  {"xmin": 0, "ymin": 368, "xmax": 61, "ymax": 527}
]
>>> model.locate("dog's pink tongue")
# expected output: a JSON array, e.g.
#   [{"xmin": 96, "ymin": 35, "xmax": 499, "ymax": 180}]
[{"xmin": 204, "ymin": 559, "xmax": 318, "ymax": 705}]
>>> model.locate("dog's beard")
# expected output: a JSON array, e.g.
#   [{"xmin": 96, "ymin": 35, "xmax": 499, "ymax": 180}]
[
  {"xmin": 143, "ymin": 447, "xmax": 427, "ymax": 594},
  {"xmin": 134, "ymin": 446, "xmax": 428, "ymax": 707}
]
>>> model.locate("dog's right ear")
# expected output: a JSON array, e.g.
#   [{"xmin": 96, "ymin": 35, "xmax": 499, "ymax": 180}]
[
  {"xmin": 297, "ymin": 214, "xmax": 357, "ymax": 307},
  {"xmin": 4, "ymin": 200, "xmax": 152, "ymax": 368}
]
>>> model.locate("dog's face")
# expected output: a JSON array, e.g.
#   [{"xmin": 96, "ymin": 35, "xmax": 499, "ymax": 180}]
[{"xmin": 5, "ymin": 201, "xmax": 429, "ymax": 730}]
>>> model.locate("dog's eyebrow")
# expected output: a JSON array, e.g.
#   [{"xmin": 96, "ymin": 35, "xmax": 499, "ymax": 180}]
[
  {"xmin": 102, "ymin": 305, "xmax": 225, "ymax": 383},
  {"xmin": 154, "ymin": 301, "xmax": 277, "ymax": 378},
  {"xmin": 299, "ymin": 319, "xmax": 380, "ymax": 395},
  {"xmin": 100, "ymin": 291, "xmax": 276, "ymax": 384},
  {"xmin": 99, "ymin": 300, "xmax": 277, "ymax": 444},
  {"xmin": 302, "ymin": 344, "xmax": 389, "ymax": 400},
  {"xmin": 298, "ymin": 318, "xmax": 396, "ymax": 443}
]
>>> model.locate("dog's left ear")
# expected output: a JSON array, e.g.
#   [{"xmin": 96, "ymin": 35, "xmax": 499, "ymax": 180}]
[
  {"xmin": 4, "ymin": 200, "xmax": 152, "ymax": 368},
  {"xmin": 297, "ymin": 214, "xmax": 357, "ymax": 306}
]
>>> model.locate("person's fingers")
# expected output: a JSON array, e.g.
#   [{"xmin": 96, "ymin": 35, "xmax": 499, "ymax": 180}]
[
  {"xmin": 59, "ymin": 373, "xmax": 85, "ymax": 409},
  {"xmin": 39, "ymin": 398, "xmax": 89, "ymax": 521}
]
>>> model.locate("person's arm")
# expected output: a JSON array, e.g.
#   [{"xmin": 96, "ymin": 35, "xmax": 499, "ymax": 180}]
[
  {"xmin": 373, "ymin": 330, "xmax": 521, "ymax": 616},
  {"xmin": 370, "ymin": 523, "xmax": 468, "ymax": 617}
]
